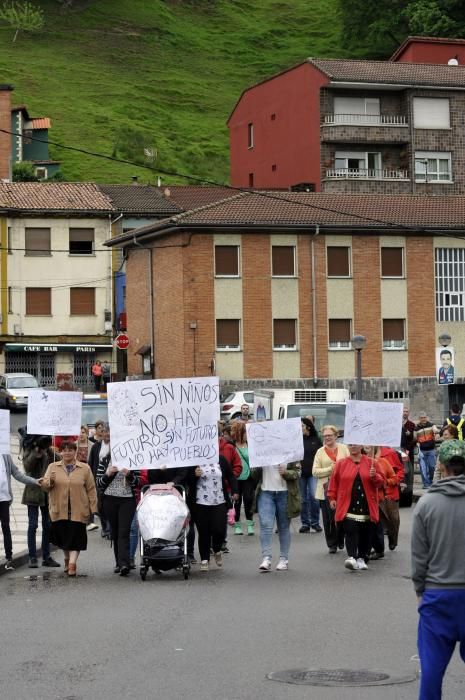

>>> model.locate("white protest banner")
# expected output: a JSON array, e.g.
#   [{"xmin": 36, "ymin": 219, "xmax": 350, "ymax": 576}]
[
  {"xmin": 107, "ymin": 377, "xmax": 220, "ymax": 469},
  {"xmin": 0, "ymin": 410, "xmax": 10, "ymax": 453},
  {"xmin": 343, "ymin": 400, "xmax": 403, "ymax": 447},
  {"xmin": 246, "ymin": 417, "xmax": 304, "ymax": 468},
  {"xmin": 27, "ymin": 390, "xmax": 82, "ymax": 436}
]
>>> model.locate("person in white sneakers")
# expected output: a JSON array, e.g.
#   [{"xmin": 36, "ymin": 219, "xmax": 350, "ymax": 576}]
[
  {"xmin": 252, "ymin": 462, "xmax": 301, "ymax": 572},
  {"xmin": 327, "ymin": 444, "xmax": 384, "ymax": 571}
]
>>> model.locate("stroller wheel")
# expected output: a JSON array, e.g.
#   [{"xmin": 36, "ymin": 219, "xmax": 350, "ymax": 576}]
[
  {"xmin": 183, "ymin": 564, "xmax": 190, "ymax": 580},
  {"xmin": 139, "ymin": 567, "xmax": 147, "ymax": 581}
]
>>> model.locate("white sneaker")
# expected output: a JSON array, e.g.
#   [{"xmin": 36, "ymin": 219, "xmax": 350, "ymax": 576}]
[
  {"xmin": 276, "ymin": 559, "xmax": 288, "ymax": 571},
  {"xmin": 259, "ymin": 557, "xmax": 272, "ymax": 572},
  {"xmin": 87, "ymin": 523, "xmax": 99, "ymax": 532},
  {"xmin": 356, "ymin": 558, "xmax": 368, "ymax": 570},
  {"xmin": 214, "ymin": 551, "xmax": 223, "ymax": 568},
  {"xmin": 200, "ymin": 560, "xmax": 209, "ymax": 572},
  {"xmin": 344, "ymin": 556, "xmax": 358, "ymax": 571}
]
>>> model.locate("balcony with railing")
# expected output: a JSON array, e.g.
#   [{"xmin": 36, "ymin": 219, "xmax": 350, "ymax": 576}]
[
  {"xmin": 325, "ymin": 168, "xmax": 408, "ymax": 180},
  {"xmin": 324, "ymin": 114, "xmax": 408, "ymax": 126},
  {"xmin": 321, "ymin": 113, "xmax": 409, "ymax": 144}
]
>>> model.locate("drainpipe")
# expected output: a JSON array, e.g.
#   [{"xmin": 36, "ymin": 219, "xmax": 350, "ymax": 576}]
[
  {"xmin": 408, "ymin": 92, "xmax": 415, "ymax": 194},
  {"xmin": 133, "ymin": 236, "xmax": 155, "ymax": 378},
  {"xmin": 149, "ymin": 248, "xmax": 155, "ymax": 376},
  {"xmin": 311, "ymin": 225, "xmax": 319, "ymax": 387}
]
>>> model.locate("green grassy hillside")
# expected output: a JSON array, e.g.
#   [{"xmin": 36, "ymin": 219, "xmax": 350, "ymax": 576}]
[{"xmin": 0, "ymin": 0, "xmax": 361, "ymax": 184}]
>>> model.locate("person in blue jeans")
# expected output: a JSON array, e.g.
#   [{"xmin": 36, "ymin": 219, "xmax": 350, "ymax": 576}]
[
  {"xmin": 414, "ymin": 413, "xmax": 439, "ymax": 488},
  {"xmin": 22, "ymin": 438, "xmax": 60, "ymax": 568},
  {"xmin": 412, "ymin": 439, "xmax": 465, "ymax": 699},
  {"xmin": 299, "ymin": 418, "xmax": 322, "ymax": 533},
  {"xmin": 252, "ymin": 462, "xmax": 301, "ymax": 572}
]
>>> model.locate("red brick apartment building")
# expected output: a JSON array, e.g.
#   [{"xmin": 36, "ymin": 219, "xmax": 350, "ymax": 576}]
[
  {"xmin": 228, "ymin": 37, "xmax": 465, "ymax": 194},
  {"xmin": 106, "ymin": 191, "xmax": 465, "ymax": 418}
]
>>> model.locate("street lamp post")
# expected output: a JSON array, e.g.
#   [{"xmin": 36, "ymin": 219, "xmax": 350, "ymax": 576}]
[
  {"xmin": 439, "ymin": 332, "xmax": 452, "ymax": 421},
  {"xmin": 352, "ymin": 334, "xmax": 366, "ymax": 400}
]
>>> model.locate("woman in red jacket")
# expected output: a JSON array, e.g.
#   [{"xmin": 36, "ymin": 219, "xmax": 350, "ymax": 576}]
[{"xmin": 327, "ymin": 444, "xmax": 384, "ymax": 572}]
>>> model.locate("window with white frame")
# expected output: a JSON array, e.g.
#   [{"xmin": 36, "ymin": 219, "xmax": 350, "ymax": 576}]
[
  {"xmin": 247, "ymin": 122, "xmax": 254, "ymax": 149},
  {"xmin": 334, "ymin": 151, "xmax": 381, "ymax": 175},
  {"xmin": 333, "ymin": 96, "xmax": 380, "ymax": 123},
  {"xmin": 272, "ymin": 246, "xmax": 295, "ymax": 276},
  {"xmin": 216, "ymin": 319, "xmax": 240, "ymax": 350},
  {"xmin": 415, "ymin": 151, "xmax": 451, "ymax": 182},
  {"xmin": 328, "ymin": 319, "xmax": 351, "ymax": 349},
  {"xmin": 273, "ymin": 319, "xmax": 297, "ymax": 350},
  {"xmin": 413, "ymin": 98, "xmax": 450, "ymax": 129},
  {"xmin": 215, "ymin": 246, "xmax": 240, "ymax": 276},
  {"xmin": 435, "ymin": 248, "xmax": 465, "ymax": 321},
  {"xmin": 382, "ymin": 319, "xmax": 406, "ymax": 349}
]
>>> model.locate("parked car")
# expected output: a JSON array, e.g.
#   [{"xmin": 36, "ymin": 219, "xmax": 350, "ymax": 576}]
[
  {"xmin": 220, "ymin": 390, "xmax": 254, "ymax": 421},
  {"xmin": 0, "ymin": 373, "xmax": 40, "ymax": 411}
]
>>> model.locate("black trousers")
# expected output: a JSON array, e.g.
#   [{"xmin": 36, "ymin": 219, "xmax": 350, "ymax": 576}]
[
  {"xmin": 194, "ymin": 503, "xmax": 227, "ymax": 561},
  {"xmin": 103, "ymin": 495, "xmax": 136, "ymax": 568},
  {"xmin": 370, "ymin": 520, "xmax": 385, "ymax": 554},
  {"xmin": 320, "ymin": 499, "xmax": 344, "ymax": 549},
  {"xmin": 0, "ymin": 501, "xmax": 12, "ymax": 560},
  {"xmin": 343, "ymin": 518, "xmax": 372, "ymax": 561},
  {"xmin": 234, "ymin": 478, "xmax": 255, "ymax": 521}
]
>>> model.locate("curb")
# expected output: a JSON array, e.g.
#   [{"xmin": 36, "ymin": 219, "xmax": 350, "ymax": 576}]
[
  {"xmin": 0, "ymin": 546, "xmax": 59, "ymax": 577},
  {"xmin": 0, "ymin": 548, "xmax": 30, "ymax": 576}
]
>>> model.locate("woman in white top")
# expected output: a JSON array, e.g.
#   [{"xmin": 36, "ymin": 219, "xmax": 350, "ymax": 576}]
[
  {"xmin": 313, "ymin": 425, "xmax": 349, "ymax": 554},
  {"xmin": 252, "ymin": 462, "xmax": 301, "ymax": 572},
  {"xmin": 192, "ymin": 456, "xmax": 238, "ymax": 572}
]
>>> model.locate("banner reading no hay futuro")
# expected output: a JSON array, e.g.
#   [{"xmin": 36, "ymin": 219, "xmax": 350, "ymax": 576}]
[{"xmin": 107, "ymin": 377, "xmax": 220, "ymax": 469}]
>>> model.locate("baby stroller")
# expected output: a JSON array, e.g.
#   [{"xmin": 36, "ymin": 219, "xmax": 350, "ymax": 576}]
[{"xmin": 137, "ymin": 483, "xmax": 190, "ymax": 581}]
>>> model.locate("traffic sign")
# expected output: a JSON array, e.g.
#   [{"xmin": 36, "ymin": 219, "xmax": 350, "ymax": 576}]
[{"xmin": 115, "ymin": 333, "xmax": 129, "ymax": 350}]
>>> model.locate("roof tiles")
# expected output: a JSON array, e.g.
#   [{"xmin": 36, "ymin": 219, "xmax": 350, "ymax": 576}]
[
  {"xmin": 0, "ymin": 182, "xmax": 113, "ymax": 212},
  {"xmin": 108, "ymin": 192, "xmax": 465, "ymax": 246},
  {"xmin": 309, "ymin": 57, "xmax": 465, "ymax": 87}
]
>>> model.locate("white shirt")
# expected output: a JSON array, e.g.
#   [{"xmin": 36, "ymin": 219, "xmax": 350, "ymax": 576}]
[
  {"xmin": 196, "ymin": 464, "xmax": 225, "ymax": 506},
  {"xmin": 261, "ymin": 465, "xmax": 287, "ymax": 492},
  {"xmin": 99, "ymin": 441, "xmax": 110, "ymax": 462},
  {"xmin": 0, "ymin": 455, "xmax": 10, "ymax": 502}
]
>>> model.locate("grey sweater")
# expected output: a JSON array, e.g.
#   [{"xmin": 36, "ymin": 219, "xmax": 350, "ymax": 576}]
[
  {"xmin": 411, "ymin": 475, "xmax": 465, "ymax": 595},
  {"xmin": 1, "ymin": 454, "xmax": 38, "ymax": 503}
]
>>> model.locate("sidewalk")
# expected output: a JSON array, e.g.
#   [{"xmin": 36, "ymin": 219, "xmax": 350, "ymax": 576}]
[{"xmin": 0, "ymin": 435, "xmax": 43, "ymax": 572}]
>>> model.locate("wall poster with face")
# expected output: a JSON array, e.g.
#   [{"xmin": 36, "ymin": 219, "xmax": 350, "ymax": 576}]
[{"xmin": 436, "ymin": 346, "xmax": 455, "ymax": 385}]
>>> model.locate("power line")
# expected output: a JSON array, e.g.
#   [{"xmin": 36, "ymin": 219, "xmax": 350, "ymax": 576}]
[{"xmin": 1, "ymin": 126, "xmax": 465, "ymax": 241}]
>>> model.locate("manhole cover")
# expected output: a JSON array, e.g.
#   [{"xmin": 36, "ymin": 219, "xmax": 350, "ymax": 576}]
[{"xmin": 267, "ymin": 668, "xmax": 417, "ymax": 687}]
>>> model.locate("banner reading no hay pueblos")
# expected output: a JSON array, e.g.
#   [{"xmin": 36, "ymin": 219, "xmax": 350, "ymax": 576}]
[{"xmin": 107, "ymin": 377, "xmax": 220, "ymax": 469}]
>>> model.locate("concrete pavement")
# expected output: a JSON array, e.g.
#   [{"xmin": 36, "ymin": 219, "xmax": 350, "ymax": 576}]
[{"xmin": 2, "ymin": 508, "xmax": 465, "ymax": 700}]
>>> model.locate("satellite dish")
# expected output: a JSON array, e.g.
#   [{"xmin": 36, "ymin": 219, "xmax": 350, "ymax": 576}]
[{"xmin": 448, "ymin": 58, "xmax": 459, "ymax": 66}]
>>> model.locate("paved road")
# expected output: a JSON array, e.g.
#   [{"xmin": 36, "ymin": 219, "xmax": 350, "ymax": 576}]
[{"xmin": 1, "ymin": 509, "xmax": 464, "ymax": 700}]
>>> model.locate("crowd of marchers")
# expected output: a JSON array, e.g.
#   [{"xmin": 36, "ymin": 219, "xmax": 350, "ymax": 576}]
[{"xmin": 2, "ymin": 400, "xmax": 465, "ymax": 698}]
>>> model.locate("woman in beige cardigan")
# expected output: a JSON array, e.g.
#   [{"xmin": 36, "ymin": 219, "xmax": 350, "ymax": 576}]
[
  {"xmin": 42, "ymin": 440, "xmax": 98, "ymax": 576},
  {"xmin": 313, "ymin": 425, "xmax": 349, "ymax": 554}
]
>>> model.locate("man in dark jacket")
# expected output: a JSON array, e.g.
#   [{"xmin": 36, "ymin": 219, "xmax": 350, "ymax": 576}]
[
  {"xmin": 22, "ymin": 437, "xmax": 60, "ymax": 568},
  {"xmin": 412, "ymin": 439, "xmax": 465, "ymax": 699},
  {"xmin": 299, "ymin": 417, "xmax": 322, "ymax": 533}
]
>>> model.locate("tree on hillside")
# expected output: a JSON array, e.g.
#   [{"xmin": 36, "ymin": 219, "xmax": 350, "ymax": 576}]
[
  {"xmin": 405, "ymin": 0, "xmax": 465, "ymax": 36},
  {"xmin": 338, "ymin": 0, "xmax": 465, "ymax": 58},
  {"xmin": 0, "ymin": 1, "xmax": 44, "ymax": 42}
]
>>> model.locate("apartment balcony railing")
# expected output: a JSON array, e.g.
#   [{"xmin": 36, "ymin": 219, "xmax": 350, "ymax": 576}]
[
  {"xmin": 326, "ymin": 168, "xmax": 408, "ymax": 180},
  {"xmin": 323, "ymin": 114, "xmax": 408, "ymax": 126}
]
